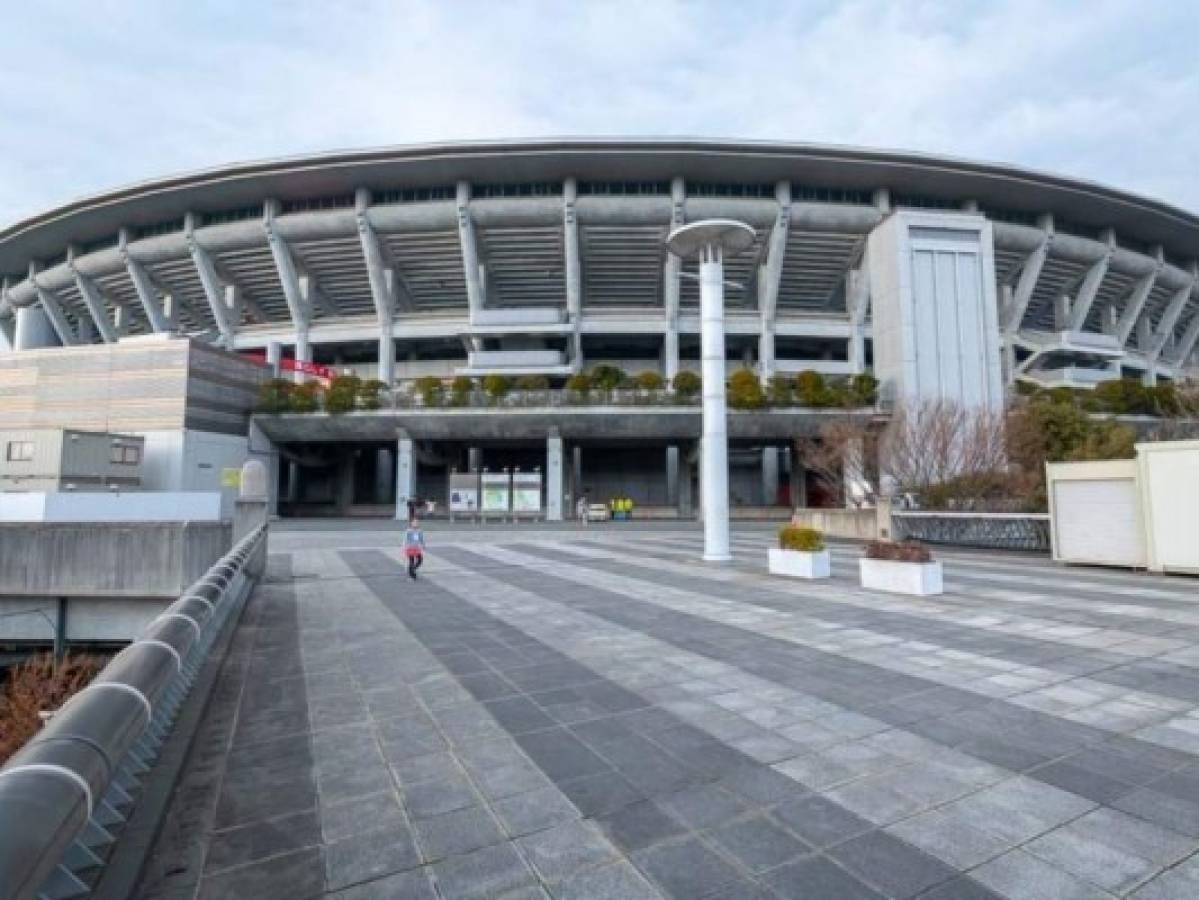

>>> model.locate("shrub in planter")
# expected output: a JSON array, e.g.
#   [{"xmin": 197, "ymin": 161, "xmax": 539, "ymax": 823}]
[
  {"xmin": 482, "ymin": 374, "xmax": 512, "ymax": 401},
  {"xmin": 849, "ymin": 373, "xmax": 879, "ymax": 406},
  {"xmin": 769, "ymin": 525, "xmax": 830, "ymax": 579},
  {"xmin": 289, "ymin": 381, "xmax": 323, "ymax": 413},
  {"xmin": 795, "ymin": 370, "xmax": 830, "ymax": 407},
  {"xmin": 324, "ymin": 374, "xmax": 363, "ymax": 414},
  {"xmin": 634, "ymin": 371, "xmax": 665, "ymax": 391},
  {"xmin": 516, "ymin": 374, "xmax": 550, "ymax": 391},
  {"xmin": 672, "ymin": 370, "xmax": 701, "ymax": 399},
  {"xmin": 257, "ymin": 377, "xmax": 295, "ymax": 413},
  {"xmin": 414, "ymin": 376, "xmax": 444, "ymax": 407},
  {"xmin": 357, "ymin": 379, "xmax": 387, "ymax": 410},
  {"xmin": 767, "ymin": 374, "xmax": 793, "ymax": 406},
  {"xmin": 860, "ymin": 540, "xmax": 941, "ymax": 595},
  {"xmin": 449, "ymin": 375, "xmax": 474, "ymax": 406},
  {"xmin": 590, "ymin": 365, "xmax": 627, "ymax": 392},
  {"xmin": 728, "ymin": 368, "xmax": 766, "ymax": 409}
]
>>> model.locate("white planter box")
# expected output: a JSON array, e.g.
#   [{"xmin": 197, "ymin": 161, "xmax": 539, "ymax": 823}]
[
  {"xmin": 859, "ymin": 558, "xmax": 943, "ymax": 596},
  {"xmin": 768, "ymin": 548, "xmax": 831, "ymax": 579}
]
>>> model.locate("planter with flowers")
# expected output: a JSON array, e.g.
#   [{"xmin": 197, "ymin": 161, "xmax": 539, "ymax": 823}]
[
  {"xmin": 768, "ymin": 526, "xmax": 831, "ymax": 580},
  {"xmin": 859, "ymin": 540, "xmax": 942, "ymax": 596}
]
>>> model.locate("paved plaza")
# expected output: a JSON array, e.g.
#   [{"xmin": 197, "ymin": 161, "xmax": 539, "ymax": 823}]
[{"xmin": 141, "ymin": 523, "xmax": 1199, "ymax": 899}]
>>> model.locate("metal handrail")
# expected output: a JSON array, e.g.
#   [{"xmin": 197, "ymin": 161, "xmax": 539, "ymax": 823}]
[{"xmin": 0, "ymin": 524, "xmax": 268, "ymax": 900}]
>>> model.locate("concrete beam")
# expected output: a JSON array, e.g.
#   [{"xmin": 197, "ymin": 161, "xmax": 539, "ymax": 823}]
[
  {"xmin": 1066, "ymin": 242, "xmax": 1112, "ymax": 332},
  {"xmin": 757, "ymin": 181, "xmax": 790, "ymax": 381},
  {"xmin": 663, "ymin": 176, "xmax": 685, "ymax": 380},
  {"xmin": 564, "ymin": 178, "xmax": 582, "ymax": 370},
  {"xmin": 185, "ymin": 214, "xmax": 236, "ymax": 348},
  {"xmin": 456, "ymin": 182, "xmax": 486, "ymax": 320},
  {"xmin": 264, "ymin": 200, "xmax": 312, "ymax": 338},
  {"xmin": 1149, "ymin": 267, "xmax": 1196, "ymax": 363},
  {"xmin": 1172, "ymin": 309, "xmax": 1199, "ymax": 371},
  {"xmin": 30, "ymin": 263, "xmax": 78, "ymax": 345},
  {"xmin": 119, "ymin": 229, "xmax": 170, "ymax": 333},
  {"xmin": 1004, "ymin": 220, "xmax": 1052, "ymax": 332},
  {"xmin": 1115, "ymin": 259, "xmax": 1160, "ymax": 347},
  {"xmin": 68, "ymin": 248, "xmax": 118, "ymax": 344}
]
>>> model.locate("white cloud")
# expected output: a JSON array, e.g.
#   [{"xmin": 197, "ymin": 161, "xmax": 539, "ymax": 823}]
[{"xmin": 0, "ymin": 0, "xmax": 1197, "ymax": 226}]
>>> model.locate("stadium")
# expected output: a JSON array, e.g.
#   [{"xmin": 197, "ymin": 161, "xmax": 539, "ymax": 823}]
[{"xmin": 0, "ymin": 139, "xmax": 1197, "ymax": 518}]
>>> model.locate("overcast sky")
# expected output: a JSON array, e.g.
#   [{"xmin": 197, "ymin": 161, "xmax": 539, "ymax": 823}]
[{"xmin": 2, "ymin": 1, "xmax": 1197, "ymax": 226}]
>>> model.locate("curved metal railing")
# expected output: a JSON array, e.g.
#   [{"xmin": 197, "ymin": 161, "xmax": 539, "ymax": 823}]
[{"xmin": 0, "ymin": 524, "xmax": 267, "ymax": 900}]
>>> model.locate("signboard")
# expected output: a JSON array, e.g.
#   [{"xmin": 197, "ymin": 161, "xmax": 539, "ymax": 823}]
[
  {"xmin": 512, "ymin": 470, "xmax": 542, "ymax": 514},
  {"xmin": 449, "ymin": 472, "xmax": 479, "ymax": 513},
  {"xmin": 481, "ymin": 472, "xmax": 510, "ymax": 513},
  {"xmin": 241, "ymin": 352, "xmax": 337, "ymax": 381},
  {"xmin": 220, "ymin": 467, "xmax": 242, "ymax": 489}
]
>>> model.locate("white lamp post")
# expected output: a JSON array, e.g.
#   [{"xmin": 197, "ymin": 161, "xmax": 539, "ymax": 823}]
[{"xmin": 666, "ymin": 219, "xmax": 756, "ymax": 562}]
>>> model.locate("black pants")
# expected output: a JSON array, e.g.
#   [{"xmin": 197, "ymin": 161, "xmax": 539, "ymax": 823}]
[{"xmin": 407, "ymin": 552, "xmax": 423, "ymax": 577}]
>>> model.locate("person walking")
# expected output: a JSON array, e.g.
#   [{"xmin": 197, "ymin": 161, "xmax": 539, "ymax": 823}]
[
  {"xmin": 576, "ymin": 494, "xmax": 589, "ymax": 526},
  {"xmin": 403, "ymin": 518, "xmax": 427, "ymax": 579}
]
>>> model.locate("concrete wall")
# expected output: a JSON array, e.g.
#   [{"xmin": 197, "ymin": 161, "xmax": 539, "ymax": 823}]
[
  {"xmin": 0, "ymin": 491, "xmax": 223, "ymax": 522},
  {"xmin": 0, "ymin": 596, "xmax": 172, "ymax": 643},
  {"xmin": 0, "ymin": 521, "xmax": 230, "ymax": 598},
  {"xmin": 141, "ymin": 429, "xmax": 265, "ymax": 518},
  {"xmin": 788, "ymin": 507, "xmax": 880, "ymax": 541}
]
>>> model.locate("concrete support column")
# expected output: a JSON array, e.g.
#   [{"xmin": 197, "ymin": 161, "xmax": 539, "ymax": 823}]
[
  {"xmin": 378, "ymin": 330, "xmax": 395, "ymax": 385},
  {"xmin": 572, "ymin": 446, "xmax": 583, "ymax": 502},
  {"xmin": 468, "ymin": 446, "xmax": 482, "ymax": 472},
  {"xmin": 266, "ymin": 341, "xmax": 283, "ymax": 377},
  {"xmin": 792, "ymin": 448, "xmax": 807, "ymax": 508},
  {"xmin": 666, "ymin": 446, "xmax": 679, "ymax": 506},
  {"xmin": 699, "ymin": 247, "xmax": 731, "ymax": 561},
  {"xmin": 287, "ymin": 462, "xmax": 301, "ymax": 504},
  {"xmin": 249, "ymin": 420, "xmax": 279, "ymax": 517},
  {"xmin": 14, "ymin": 305, "xmax": 59, "ymax": 350},
  {"xmin": 335, "ymin": 454, "xmax": 355, "ymax": 514},
  {"xmin": 396, "ymin": 433, "xmax": 416, "ymax": 520},
  {"xmin": 375, "ymin": 447, "xmax": 393, "ymax": 504},
  {"xmin": 546, "ymin": 430, "xmax": 564, "ymax": 521},
  {"xmin": 762, "ymin": 447, "xmax": 780, "ymax": 506},
  {"xmin": 678, "ymin": 445, "xmax": 694, "ymax": 518},
  {"xmin": 293, "ymin": 330, "xmax": 311, "ymax": 385}
]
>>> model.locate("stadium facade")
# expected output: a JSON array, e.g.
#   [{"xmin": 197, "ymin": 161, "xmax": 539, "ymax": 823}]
[{"xmin": 0, "ymin": 139, "xmax": 1196, "ymax": 517}]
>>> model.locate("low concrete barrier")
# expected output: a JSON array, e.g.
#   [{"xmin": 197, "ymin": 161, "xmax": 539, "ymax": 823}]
[
  {"xmin": 0, "ymin": 524, "xmax": 267, "ymax": 900},
  {"xmin": 893, "ymin": 511, "xmax": 1051, "ymax": 552},
  {"xmin": 0, "ymin": 522, "xmax": 230, "ymax": 598},
  {"xmin": 787, "ymin": 508, "xmax": 880, "ymax": 541}
]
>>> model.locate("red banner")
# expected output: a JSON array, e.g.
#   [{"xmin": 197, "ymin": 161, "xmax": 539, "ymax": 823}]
[{"xmin": 242, "ymin": 352, "xmax": 336, "ymax": 380}]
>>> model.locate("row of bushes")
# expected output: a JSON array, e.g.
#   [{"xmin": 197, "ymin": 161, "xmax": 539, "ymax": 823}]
[
  {"xmin": 257, "ymin": 375, "xmax": 388, "ymax": 414},
  {"xmin": 1015, "ymin": 378, "xmax": 1194, "ymax": 417}
]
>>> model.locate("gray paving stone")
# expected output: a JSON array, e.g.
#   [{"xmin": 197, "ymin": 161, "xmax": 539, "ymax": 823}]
[
  {"xmin": 826, "ymin": 829, "xmax": 958, "ymax": 898},
  {"xmin": 1026, "ymin": 825, "xmax": 1159, "ymax": 894},
  {"xmin": 492, "ymin": 786, "xmax": 581, "ymax": 836},
  {"xmin": 598, "ymin": 799, "xmax": 688, "ymax": 853},
  {"xmin": 632, "ymin": 836, "xmax": 745, "ymax": 899},
  {"xmin": 431, "ymin": 842, "xmax": 539, "ymax": 900},
  {"xmin": 518, "ymin": 819, "xmax": 618, "ymax": 883},
  {"xmin": 325, "ymin": 825, "xmax": 421, "ymax": 890},
  {"xmin": 657, "ymin": 783, "xmax": 750, "ymax": 831},
  {"xmin": 320, "ymin": 790, "xmax": 408, "ymax": 843},
  {"xmin": 203, "ymin": 809, "xmax": 321, "ymax": 874},
  {"xmin": 709, "ymin": 813, "xmax": 808, "ymax": 873},
  {"xmin": 973, "ymin": 848, "xmax": 1116, "ymax": 900},
  {"xmin": 402, "ymin": 774, "xmax": 480, "ymax": 820},
  {"xmin": 549, "ymin": 860, "xmax": 664, "ymax": 900},
  {"xmin": 771, "ymin": 795, "xmax": 872, "ymax": 849},
  {"xmin": 761, "ymin": 854, "xmax": 886, "ymax": 900},
  {"xmin": 414, "ymin": 805, "xmax": 506, "ymax": 861},
  {"xmin": 327, "ymin": 868, "xmax": 437, "ymax": 899},
  {"xmin": 197, "ymin": 847, "xmax": 325, "ymax": 900}
]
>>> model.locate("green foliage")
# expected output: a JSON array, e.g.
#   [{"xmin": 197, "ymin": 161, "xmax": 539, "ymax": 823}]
[
  {"xmin": 357, "ymin": 379, "xmax": 387, "ymax": 411},
  {"xmin": 848, "ymin": 373, "xmax": 879, "ymax": 406},
  {"xmin": 449, "ymin": 376, "xmax": 474, "ymax": 406},
  {"xmin": 566, "ymin": 372, "xmax": 593, "ymax": 394},
  {"xmin": 766, "ymin": 374, "xmax": 793, "ymax": 406},
  {"xmin": 727, "ymin": 368, "xmax": 766, "ymax": 409},
  {"xmin": 672, "ymin": 370, "xmax": 701, "ymax": 397},
  {"xmin": 634, "ymin": 370, "xmax": 665, "ymax": 391},
  {"xmin": 794, "ymin": 370, "xmax": 830, "ymax": 407},
  {"xmin": 257, "ymin": 378, "xmax": 294, "ymax": 413},
  {"xmin": 290, "ymin": 381, "xmax": 323, "ymax": 413},
  {"xmin": 516, "ymin": 374, "xmax": 550, "ymax": 391},
  {"xmin": 589, "ymin": 365, "xmax": 627, "ymax": 391},
  {"xmin": 778, "ymin": 526, "xmax": 824, "ymax": 552},
  {"xmin": 414, "ymin": 376, "xmax": 444, "ymax": 407},
  {"xmin": 324, "ymin": 374, "xmax": 363, "ymax": 414},
  {"xmin": 1087, "ymin": 379, "xmax": 1157, "ymax": 415},
  {"xmin": 482, "ymin": 374, "xmax": 512, "ymax": 399}
]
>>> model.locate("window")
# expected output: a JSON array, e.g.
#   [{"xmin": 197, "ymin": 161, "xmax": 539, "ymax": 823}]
[
  {"xmin": 6, "ymin": 441, "xmax": 33, "ymax": 462},
  {"xmin": 110, "ymin": 444, "xmax": 141, "ymax": 465}
]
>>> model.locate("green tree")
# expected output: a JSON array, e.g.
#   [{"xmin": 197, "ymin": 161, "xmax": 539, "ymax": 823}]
[
  {"xmin": 516, "ymin": 374, "xmax": 550, "ymax": 391},
  {"xmin": 566, "ymin": 372, "xmax": 593, "ymax": 398},
  {"xmin": 449, "ymin": 376, "xmax": 474, "ymax": 406},
  {"xmin": 482, "ymin": 374, "xmax": 512, "ymax": 401},
  {"xmin": 413, "ymin": 376, "xmax": 444, "ymax": 407},
  {"xmin": 289, "ymin": 381, "xmax": 323, "ymax": 413},
  {"xmin": 257, "ymin": 378, "xmax": 295, "ymax": 413},
  {"xmin": 794, "ymin": 370, "xmax": 830, "ymax": 407},
  {"xmin": 324, "ymin": 374, "xmax": 363, "ymax": 414},
  {"xmin": 672, "ymin": 370, "xmax": 701, "ymax": 399},
  {"xmin": 848, "ymin": 373, "xmax": 879, "ymax": 406},
  {"xmin": 634, "ymin": 370, "xmax": 665, "ymax": 391},
  {"xmin": 357, "ymin": 379, "xmax": 387, "ymax": 410},
  {"xmin": 766, "ymin": 374, "xmax": 793, "ymax": 406},
  {"xmin": 589, "ymin": 365, "xmax": 627, "ymax": 391},
  {"xmin": 727, "ymin": 368, "xmax": 766, "ymax": 409}
]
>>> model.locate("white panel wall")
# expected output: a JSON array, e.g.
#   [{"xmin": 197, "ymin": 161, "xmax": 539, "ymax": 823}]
[
  {"xmin": 867, "ymin": 212, "xmax": 1003, "ymax": 410},
  {"xmin": 140, "ymin": 429, "xmax": 264, "ymax": 518},
  {"xmin": 0, "ymin": 491, "xmax": 223, "ymax": 522}
]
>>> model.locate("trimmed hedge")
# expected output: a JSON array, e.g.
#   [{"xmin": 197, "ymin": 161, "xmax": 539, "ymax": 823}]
[{"xmin": 778, "ymin": 526, "xmax": 825, "ymax": 552}]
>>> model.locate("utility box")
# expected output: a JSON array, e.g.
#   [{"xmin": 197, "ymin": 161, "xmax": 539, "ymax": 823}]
[
  {"xmin": 1047, "ymin": 440, "xmax": 1199, "ymax": 574},
  {"xmin": 0, "ymin": 429, "xmax": 144, "ymax": 492}
]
